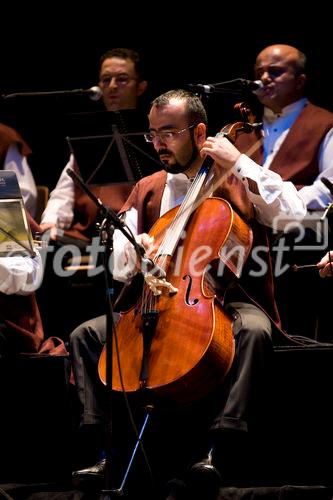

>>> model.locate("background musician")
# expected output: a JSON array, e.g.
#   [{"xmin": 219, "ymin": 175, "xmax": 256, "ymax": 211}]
[{"xmin": 235, "ymin": 44, "xmax": 333, "ymax": 340}]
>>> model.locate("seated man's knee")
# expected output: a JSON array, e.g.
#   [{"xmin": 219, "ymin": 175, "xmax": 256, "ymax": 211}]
[{"xmin": 232, "ymin": 303, "xmax": 272, "ymax": 343}]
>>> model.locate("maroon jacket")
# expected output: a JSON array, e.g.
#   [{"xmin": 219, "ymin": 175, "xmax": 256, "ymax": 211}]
[
  {"xmin": 66, "ymin": 181, "xmax": 135, "ymax": 242},
  {"xmin": 0, "ymin": 123, "xmax": 31, "ymax": 165}
]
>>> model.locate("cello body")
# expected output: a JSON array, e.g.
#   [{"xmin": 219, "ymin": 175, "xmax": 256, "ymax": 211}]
[{"xmin": 99, "ymin": 197, "xmax": 253, "ymax": 404}]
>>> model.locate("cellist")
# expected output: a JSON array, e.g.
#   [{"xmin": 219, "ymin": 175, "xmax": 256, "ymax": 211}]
[{"xmin": 70, "ymin": 89, "xmax": 306, "ymax": 494}]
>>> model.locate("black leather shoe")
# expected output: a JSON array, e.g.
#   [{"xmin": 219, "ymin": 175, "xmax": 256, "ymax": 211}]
[
  {"xmin": 165, "ymin": 478, "xmax": 188, "ymax": 499},
  {"xmin": 72, "ymin": 458, "xmax": 106, "ymax": 484},
  {"xmin": 188, "ymin": 450, "xmax": 222, "ymax": 493}
]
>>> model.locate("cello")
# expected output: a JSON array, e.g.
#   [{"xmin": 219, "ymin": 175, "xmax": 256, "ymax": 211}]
[{"xmin": 98, "ymin": 103, "xmax": 258, "ymax": 405}]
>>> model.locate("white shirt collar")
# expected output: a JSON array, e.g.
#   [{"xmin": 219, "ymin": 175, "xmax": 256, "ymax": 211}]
[
  {"xmin": 166, "ymin": 172, "xmax": 193, "ymax": 186},
  {"xmin": 264, "ymin": 97, "xmax": 308, "ymax": 124}
]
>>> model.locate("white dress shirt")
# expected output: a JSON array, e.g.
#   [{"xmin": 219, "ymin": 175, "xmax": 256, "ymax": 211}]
[
  {"xmin": 262, "ymin": 98, "xmax": 333, "ymax": 210},
  {"xmin": 40, "ymin": 154, "xmax": 75, "ymax": 228},
  {"xmin": 0, "ymin": 250, "xmax": 43, "ymax": 295},
  {"xmin": 4, "ymin": 143, "xmax": 38, "ymax": 217}
]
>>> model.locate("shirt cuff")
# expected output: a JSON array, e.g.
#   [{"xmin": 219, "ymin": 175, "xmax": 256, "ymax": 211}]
[
  {"xmin": 233, "ymin": 154, "xmax": 260, "ymax": 183},
  {"xmin": 233, "ymin": 154, "xmax": 283, "ymax": 205}
]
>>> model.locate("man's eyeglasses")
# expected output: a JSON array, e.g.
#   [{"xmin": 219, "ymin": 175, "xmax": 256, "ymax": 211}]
[
  {"xmin": 99, "ymin": 74, "xmax": 137, "ymax": 87},
  {"xmin": 144, "ymin": 124, "xmax": 197, "ymax": 143}
]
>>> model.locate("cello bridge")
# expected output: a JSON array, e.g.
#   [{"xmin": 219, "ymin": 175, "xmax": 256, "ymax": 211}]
[{"xmin": 144, "ymin": 274, "xmax": 178, "ymax": 296}]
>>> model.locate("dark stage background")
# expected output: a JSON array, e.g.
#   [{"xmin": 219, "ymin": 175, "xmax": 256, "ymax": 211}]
[
  {"xmin": 1, "ymin": 9, "xmax": 333, "ymax": 497},
  {"xmin": 0, "ymin": 6, "xmax": 331, "ymax": 190}
]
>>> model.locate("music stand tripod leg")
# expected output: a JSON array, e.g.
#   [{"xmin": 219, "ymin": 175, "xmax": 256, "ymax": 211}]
[{"xmin": 100, "ymin": 405, "xmax": 153, "ymax": 498}]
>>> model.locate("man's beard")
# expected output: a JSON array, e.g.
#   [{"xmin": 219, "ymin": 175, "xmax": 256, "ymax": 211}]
[
  {"xmin": 159, "ymin": 145, "xmax": 200, "ymax": 174},
  {"xmin": 163, "ymin": 161, "xmax": 188, "ymax": 174}
]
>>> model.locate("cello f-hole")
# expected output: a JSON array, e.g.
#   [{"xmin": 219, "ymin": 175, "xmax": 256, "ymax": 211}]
[{"xmin": 183, "ymin": 275, "xmax": 199, "ymax": 306}]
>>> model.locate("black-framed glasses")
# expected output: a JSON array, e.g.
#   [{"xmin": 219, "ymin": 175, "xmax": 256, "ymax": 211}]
[
  {"xmin": 99, "ymin": 74, "xmax": 137, "ymax": 87},
  {"xmin": 144, "ymin": 124, "xmax": 197, "ymax": 143}
]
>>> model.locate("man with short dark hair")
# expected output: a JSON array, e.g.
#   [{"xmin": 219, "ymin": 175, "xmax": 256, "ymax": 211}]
[{"xmin": 39, "ymin": 47, "xmax": 150, "ymax": 239}]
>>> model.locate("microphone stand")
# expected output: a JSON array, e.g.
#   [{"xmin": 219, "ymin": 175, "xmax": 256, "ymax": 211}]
[
  {"xmin": 188, "ymin": 78, "xmax": 261, "ymax": 95},
  {"xmin": 2, "ymin": 88, "xmax": 100, "ymax": 100},
  {"xmin": 66, "ymin": 168, "xmax": 148, "ymax": 498}
]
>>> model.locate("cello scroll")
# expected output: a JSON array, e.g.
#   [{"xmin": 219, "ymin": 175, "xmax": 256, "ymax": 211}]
[{"xmin": 216, "ymin": 102, "xmax": 262, "ymax": 144}]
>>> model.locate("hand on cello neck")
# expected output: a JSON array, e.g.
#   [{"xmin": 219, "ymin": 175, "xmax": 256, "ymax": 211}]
[{"xmin": 200, "ymin": 134, "xmax": 242, "ymax": 174}]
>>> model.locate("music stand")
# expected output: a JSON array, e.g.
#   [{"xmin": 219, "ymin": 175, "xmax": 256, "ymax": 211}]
[
  {"xmin": 65, "ymin": 109, "xmax": 162, "ymax": 185},
  {"xmin": 0, "ymin": 171, "xmax": 36, "ymax": 257}
]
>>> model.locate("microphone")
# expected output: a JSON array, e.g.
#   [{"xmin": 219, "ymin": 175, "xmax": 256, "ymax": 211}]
[
  {"xmin": 188, "ymin": 79, "xmax": 263, "ymax": 95},
  {"xmin": 188, "ymin": 84, "xmax": 215, "ymax": 94},
  {"xmin": 2, "ymin": 85, "xmax": 103, "ymax": 101},
  {"xmin": 241, "ymin": 79, "xmax": 264, "ymax": 92},
  {"xmin": 141, "ymin": 256, "xmax": 166, "ymax": 279},
  {"xmin": 81, "ymin": 86, "xmax": 103, "ymax": 101}
]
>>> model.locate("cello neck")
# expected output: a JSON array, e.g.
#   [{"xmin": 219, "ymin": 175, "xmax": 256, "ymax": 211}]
[{"xmin": 156, "ymin": 166, "xmax": 210, "ymax": 260}]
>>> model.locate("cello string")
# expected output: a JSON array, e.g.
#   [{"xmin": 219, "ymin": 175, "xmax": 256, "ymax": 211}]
[
  {"xmin": 157, "ymin": 172, "xmax": 203, "ymax": 258},
  {"xmin": 140, "ymin": 171, "xmax": 209, "ymax": 312},
  {"xmin": 151, "ymin": 165, "xmax": 222, "ymax": 270},
  {"xmin": 154, "ymin": 168, "xmax": 209, "ymax": 270},
  {"xmin": 141, "ymin": 285, "xmax": 156, "ymax": 314}
]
